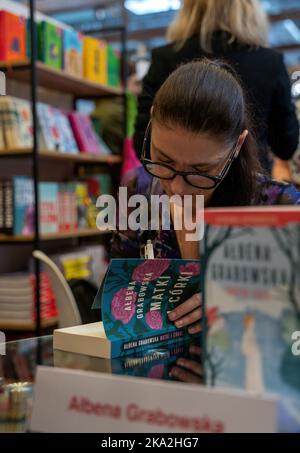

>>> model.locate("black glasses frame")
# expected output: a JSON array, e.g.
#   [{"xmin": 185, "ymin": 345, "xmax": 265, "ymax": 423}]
[{"xmin": 141, "ymin": 121, "xmax": 239, "ymax": 190}]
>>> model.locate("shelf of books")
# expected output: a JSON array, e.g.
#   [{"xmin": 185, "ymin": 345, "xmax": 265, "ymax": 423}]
[
  {"xmin": 0, "ymin": 60, "xmax": 124, "ymax": 97},
  {"xmin": 0, "ymin": 149, "xmax": 123, "ymax": 164},
  {"xmin": 0, "ymin": 228, "xmax": 111, "ymax": 242},
  {"xmin": 0, "ymin": 1, "xmax": 125, "ymax": 334}
]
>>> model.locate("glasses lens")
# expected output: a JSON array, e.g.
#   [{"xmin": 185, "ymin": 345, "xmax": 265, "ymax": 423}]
[
  {"xmin": 185, "ymin": 174, "xmax": 216, "ymax": 189},
  {"xmin": 144, "ymin": 162, "xmax": 174, "ymax": 179}
]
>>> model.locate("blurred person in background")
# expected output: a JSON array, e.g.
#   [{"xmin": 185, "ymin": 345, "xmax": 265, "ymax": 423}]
[{"xmin": 134, "ymin": 0, "xmax": 299, "ymax": 173}]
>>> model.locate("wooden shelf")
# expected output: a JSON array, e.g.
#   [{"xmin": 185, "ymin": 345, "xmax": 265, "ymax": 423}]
[
  {"xmin": 0, "ymin": 148, "xmax": 123, "ymax": 164},
  {"xmin": 0, "ymin": 228, "xmax": 112, "ymax": 243},
  {"xmin": 0, "ymin": 60, "xmax": 124, "ymax": 97},
  {"xmin": 0, "ymin": 317, "xmax": 57, "ymax": 331}
]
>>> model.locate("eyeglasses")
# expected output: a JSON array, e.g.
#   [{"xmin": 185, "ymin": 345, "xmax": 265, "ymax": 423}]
[{"xmin": 141, "ymin": 121, "xmax": 239, "ymax": 190}]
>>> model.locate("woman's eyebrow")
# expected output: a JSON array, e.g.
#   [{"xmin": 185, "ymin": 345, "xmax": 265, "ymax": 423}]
[{"xmin": 153, "ymin": 142, "xmax": 224, "ymax": 168}]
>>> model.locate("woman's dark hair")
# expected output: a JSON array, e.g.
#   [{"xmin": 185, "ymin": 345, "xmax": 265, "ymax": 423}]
[{"xmin": 151, "ymin": 58, "xmax": 263, "ymax": 206}]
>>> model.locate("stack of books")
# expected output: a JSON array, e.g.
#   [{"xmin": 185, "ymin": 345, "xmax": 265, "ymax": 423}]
[{"xmin": 0, "ymin": 271, "xmax": 57, "ymax": 328}]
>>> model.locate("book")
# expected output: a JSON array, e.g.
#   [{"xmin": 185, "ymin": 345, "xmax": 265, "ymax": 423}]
[
  {"xmin": 0, "ymin": 180, "xmax": 11, "ymax": 234},
  {"xmin": 54, "ymin": 258, "xmax": 201, "ymax": 358},
  {"xmin": 107, "ymin": 44, "xmax": 121, "ymax": 88},
  {"xmin": 53, "ymin": 109, "xmax": 79, "ymax": 153},
  {"xmin": 63, "ymin": 28, "xmax": 83, "ymax": 78},
  {"xmin": 3, "ymin": 179, "xmax": 13, "ymax": 235},
  {"xmin": 13, "ymin": 97, "xmax": 33, "ymax": 148},
  {"xmin": 38, "ymin": 21, "xmax": 63, "ymax": 70},
  {"xmin": 13, "ymin": 176, "xmax": 34, "ymax": 236},
  {"xmin": 39, "ymin": 182, "xmax": 59, "ymax": 234},
  {"xmin": 0, "ymin": 96, "xmax": 22, "ymax": 149},
  {"xmin": 37, "ymin": 102, "xmax": 61, "ymax": 151},
  {"xmin": 201, "ymin": 206, "xmax": 300, "ymax": 430},
  {"xmin": 83, "ymin": 36, "xmax": 106, "ymax": 84},
  {"xmin": 53, "ymin": 337, "xmax": 200, "ymax": 379},
  {"xmin": 0, "ymin": 11, "xmax": 26, "ymax": 62},
  {"xmin": 68, "ymin": 111, "xmax": 108, "ymax": 154}
]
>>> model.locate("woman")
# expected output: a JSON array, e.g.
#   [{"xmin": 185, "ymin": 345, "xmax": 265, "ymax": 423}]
[
  {"xmin": 134, "ymin": 0, "xmax": 299, "ymax": 171},
  {"xmin": 112, "ymin": 60, "xmax": 300, "ymax": 334}
]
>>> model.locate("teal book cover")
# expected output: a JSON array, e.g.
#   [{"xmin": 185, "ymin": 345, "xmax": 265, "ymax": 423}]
[
  {"xmin": 39, "ymin": 182, "xmax": 59, "ymax": 234},
  {"xmin": 93, "ymin": 258, "xmax": 201, "ymax": 355},
  {"xmin": 63, "ymin": 28, "xmax": 83, "ymax": 77},
  {"xmin": 13, "ymin": 176, "xmax": 34, "ymax": 236},
  {"xmin": 201, "ymin": 207, "xmax": 300, "ymax": 432}
]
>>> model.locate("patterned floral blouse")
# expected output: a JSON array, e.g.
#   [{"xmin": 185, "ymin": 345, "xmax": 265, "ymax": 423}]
[{"xmin": 110, "ymin": 166, "xmax": 300, "ymax": 260}]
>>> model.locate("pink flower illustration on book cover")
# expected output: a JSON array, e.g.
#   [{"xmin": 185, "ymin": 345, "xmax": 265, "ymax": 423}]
[{"xmin": 93, "ymin": 258, "xmax": 200, "ymax": 347}]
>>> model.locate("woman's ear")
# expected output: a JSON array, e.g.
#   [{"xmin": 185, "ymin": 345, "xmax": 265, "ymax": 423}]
[{"xmin": 235, "ymin": 130, "xmax": 249, "ymax": 157}]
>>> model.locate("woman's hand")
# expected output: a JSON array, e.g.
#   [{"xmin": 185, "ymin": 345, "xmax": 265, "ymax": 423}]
[
  {"xmin": 169, "ymin": 345, "xmax": 203, "ymax": 384},
  {"xmin": 168, "ymin": 293, "xmax": 202, "ymax": 334}
]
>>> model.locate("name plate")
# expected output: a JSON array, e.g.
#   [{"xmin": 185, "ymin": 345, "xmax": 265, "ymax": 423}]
[{"xmin": 30, "ymin": 366, "xmax": 277, "ymax": 433}]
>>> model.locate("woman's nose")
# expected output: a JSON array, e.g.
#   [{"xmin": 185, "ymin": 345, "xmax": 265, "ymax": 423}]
[{"xmin": 168, "ymin": 175, "xmax": 187, "ymax": 196}]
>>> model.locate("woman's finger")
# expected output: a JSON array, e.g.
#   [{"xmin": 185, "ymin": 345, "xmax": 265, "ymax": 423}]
[
  {"xmin": 169, "ymin": 365, "xmax": 203, "ymax": 384},
  {"xmin": 176, "ymin": 358, "xmax": 203, "ymax": 376},
  {"xmin": 168, "ymin": 293, "xmax": 201, "ymax": 322},
  {"xmin": 174, "ymin": 307, "xmax": 202, "ymax": 329}
]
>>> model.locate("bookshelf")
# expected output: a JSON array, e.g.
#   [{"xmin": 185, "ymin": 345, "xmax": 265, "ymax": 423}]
[
  {"xmin": 0, "ymin": 228, "xmax": 111, "ymax": 242},
  {"xmin": 0, "ymin": 60, "xmax": 124, "ymax": 97},
  {"xmin": 0, "ymin": 0, "xmax": 127, "ymax": 334},
  {"xmin": 0, "ymin": 149, "xmax": 123, "ymax": 164}
]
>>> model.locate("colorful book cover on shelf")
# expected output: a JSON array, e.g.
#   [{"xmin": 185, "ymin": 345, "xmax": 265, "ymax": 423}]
[
  {"xmin": 13, "ymin": 97, "xmax": 33, "ymax": 148},
  {"xmin": 0, "ymin": 11, "xmax": 26, "ymax": 62},
  {"xmin": 107, "ymin": 44, "xmax": 121, "ymax": 87},
  {"xmin": 63, "ymin": 28, "xmax": 83, "ymax": 78},
  {"xmin": 0, "ymin": 96, "xmax": 22, "ymax": 149},
  {"xmin": 83, "ymin": 36, "xmax": 107, "ymax": 84},
  {"xmin": 98, "ymin": 39, "xmax": 108, "ymax": 85},
  {"xmin": 38, "ymin": 21, "xmax": 63, "ymax": 70},
  {"xmin": 92, "ymin": 258, "xmax": 201, "ymax": 357},
  {"xmin": 13, "ymin": 176, "xmax": 34, "ymax": 236},
  {"xmin": 0, "ymin": 181, "xmax": 4, "ymax": 233},
  {"xmin": 69, "ymin": 111, "xmax": 105, "ymax": 154},
  {"xmin": 37, "ymin": 102, "xmax": 60, "ymax": 151},
  {"xmin": 53, "ymin": 109, "xmax": 78, "ymax": 153},
  {"xmin": 3, "ymin": 180, "xmax": 13, "ymax": 235},
  {"xmin": 39, "ymin": 182, "xmax": 59, "ymax": 234},
  {"xmin": 201, "ymin": 207, "xmax": 300, "ymax": 432},
  {"xmin": 75, "ymin": 182, "xmax": 89, "ymax": 229}
]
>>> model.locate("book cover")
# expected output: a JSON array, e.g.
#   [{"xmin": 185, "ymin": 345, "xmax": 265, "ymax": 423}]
[
  {"xmin": 0, "ymin": 181, "xmax": 4, "ymax": 233},
  {"xmin": 37, "ymin": 102, "xmax": 60, "ymax": 151},
  {"xmin": 0, "ymin": 11, "xmax": 26, "ymax": 62},
  {"xmin": 54, "ymin": 259, "xmax": 201, "ymax": 358},
  {"xmin": 83, "ymin": 36, "xmax": 107, "ymax": 84},
  {"xmin": 68, "ymin": 111, "xmax": 104, "ymax": 154},
  {"xmin": 13, "ymin": 97, "xmax": 33, "ymax": 148},
  {"xmin": 63, "ymin": 28, "xmax": 83, "ymax": 78},
  {"xmin": 107, "ymin": 44, "xmax": 121, "ymax": 87},
  {"xmin": 53, "ymin": 109, "xmax": 78, "ymax": 153},
  {"xmin": 38, "ymin": 21, "xmax": 63, "ymax": 70},
  {"xmin": 0, "ymin": 96, "xmax": 22, "ymax": 149},
  {"xmin": 13, "ymin": 176, "xmax": 34, "ymax": 236},
  {"xmin": 39, "ymin": 182, "xmax": 59, "ymax": 234},
  {"xmin": 201, "ymin": 206, "xmax": 300, "ymax": 431},
  {"xmin": 3, "ymin": 179, "xmax": 13, "ymax": 235}
]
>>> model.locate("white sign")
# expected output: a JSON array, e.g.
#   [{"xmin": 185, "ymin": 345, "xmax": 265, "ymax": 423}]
[{"xmin": 30, "ymin": 366, "xmax": 277, "ymax": 433}]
